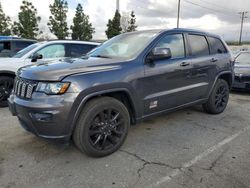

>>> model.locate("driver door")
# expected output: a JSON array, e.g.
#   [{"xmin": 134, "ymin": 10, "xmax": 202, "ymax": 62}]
[{"xmin": 142, "ymin": 33, "xmax": 194, "ymax": 115}]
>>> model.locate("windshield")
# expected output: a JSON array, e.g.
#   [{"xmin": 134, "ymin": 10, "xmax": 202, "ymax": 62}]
[
  {"xmin": 13, "ymin": 43, "xmax": 40, "ymax": 58},
  {"xmin": 89, "ymin": 32, "xmax": 158, "ymax": 59},
  {"xmin": 236, "ymin": 52, "xmax": 250, "ymax": 65}
]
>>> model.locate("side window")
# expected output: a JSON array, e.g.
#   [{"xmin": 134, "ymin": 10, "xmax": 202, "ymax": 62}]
[
  {"xmin": 155, "ymin": 34, "xmax": 185, "ymax": 59},
  {"xmin": 36, "ymin": 44, "xmax": 65, "ymax": 58},
  {"xmin": 235, "ymin": 53, "xmax": 250, "ymax": 65},
  {"xmin": 208, "ymin": 37, "xmax": 227, "ymax": 54},
  {"xmin": 188, "ymin": 34, "xmax": 209, "ymax": 56},
  {"xmin": 69, "ymin": 44, "xmax": 97, "ymax": 57},
  {"xmin": 0, "ymin": 42, "xmax": 4, "ymax": 53},
  {"xmin": 0, "ymin": 42, "xmax": 11, "ymax": 53},
  {"xmin": 15, "ymin": 41, "xmax": 34, "ymax": 51}
]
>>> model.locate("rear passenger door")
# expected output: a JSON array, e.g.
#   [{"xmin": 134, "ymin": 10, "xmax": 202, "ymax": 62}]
[
  {"xmin": 207, "ymin": 36, "xmax": 229, "ymax": 81},
  {"xmin": 185, "ymin": 34, "xmax": 214, "ymax": 99}
]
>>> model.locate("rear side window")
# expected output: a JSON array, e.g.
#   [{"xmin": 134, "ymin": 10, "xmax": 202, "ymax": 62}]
[
  {"xmin": 69, "ymin": 44, "xmax": 97, "ymax": 57},
  {"xmin": 188, "ymin": 34, "xmax": 209, "ymax": 56},
  {"xmin": 155, "ymin": 34, "xmax": 185, "ymax": 59},
  {"xmin": 208, "ymin": 37, "xmax": 227, "ymax": 54},
  {"xmin": 15, "ymin": 41, "xmax": 34, "ymax": 51},
  {"xmin": 0, "ymin": 41, "xmax": 11, "ymax": 53}
]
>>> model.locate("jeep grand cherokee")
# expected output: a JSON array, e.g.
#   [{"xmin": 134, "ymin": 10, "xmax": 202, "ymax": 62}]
[{"xmin": 8, "ymin": 29, "xmax": 234, "ymax": 157}]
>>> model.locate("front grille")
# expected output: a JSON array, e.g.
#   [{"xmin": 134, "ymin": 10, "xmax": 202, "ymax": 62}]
[
  {"xmin": 235, "ymin": 75, "xmax": 250, "ymax": 82},
  {"xmin": 241, "ymin": 76, "xmax": 250, "ymax": 82},
  {"xmin": 14, "ymin": 77, "xmax": 38, "ymax": 99}
]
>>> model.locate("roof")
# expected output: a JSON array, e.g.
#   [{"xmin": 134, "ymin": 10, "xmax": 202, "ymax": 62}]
[
  {"xmin": 46, "ymin": 40, "xmax": 101, "ymax": 45},
  {"xmin": 125, "ymin": 28, "xmax": 221, "ymax": 38},
  {"xmin": 0, "ymin": 39, "xmax": 37, "ymax": 42}
]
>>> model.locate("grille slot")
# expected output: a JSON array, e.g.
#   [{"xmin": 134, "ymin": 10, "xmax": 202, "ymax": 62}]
[{"xmin": 14, "ymin": 77, "xmax": 37, "ymax": 99}]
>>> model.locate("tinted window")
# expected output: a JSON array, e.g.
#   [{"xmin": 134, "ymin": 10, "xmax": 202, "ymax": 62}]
[
  {"xmin": 15, "ymin": 41, "xmax": 35, "ymax": 51},
  {"xmin": 36, "ymin": 44, "xmax": 65, "ymax": 58},
  {"xmin": 13, "ymin": 43, "xmax": 40, "ymax": 58},
  {"xmin": 69, "ymin": 44, "xmax": 97, "ymax": 57},
  {"xmin": 188, "ymin": 35, "xmax": 209, "ymax": 56},
  {"xmin": 0, "ymin": 42, "xmax": 4, "ymax": 52},
  {"xmin": 208, "ymin": 37, "xmax": 227, "ymax": 54},
  {"xmin": 235, "ymin": 52, "xmax": 250, "ymax": 65},
  {"xmin": 155, "ymin": 34, "xmax": 185, "ymax": 59},
  {"xmin": 0, "ymin": 41, "xmax": 11, "ymax": 56}
]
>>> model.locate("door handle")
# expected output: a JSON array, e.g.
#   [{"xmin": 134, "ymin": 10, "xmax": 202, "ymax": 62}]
[
  {"xmin": 210, "ymin": 58, "xmax": 218, "ymax": 62},
  {"xmin": 180, "ymin": 62, "xmax": 190, "ymax": 67}
]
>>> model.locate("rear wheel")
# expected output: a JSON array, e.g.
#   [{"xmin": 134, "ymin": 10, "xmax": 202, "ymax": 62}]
[
  {"xmin": 0, "ymin": 76, "xmax": 14, "ymax": 107},
  {"xmin": 73, "ymin": 97, "xmax": 130, "ymax": 157},
  {"xmin": 203, "ymin": 79, "xmax": 229, "ymax": 114}
]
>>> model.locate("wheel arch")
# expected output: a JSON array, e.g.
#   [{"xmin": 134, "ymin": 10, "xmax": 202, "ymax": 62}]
[
  {"xmin": 217, "ymin": 71, "xmax": 233, "ymax": 88},
  {"xmin": 0, "ymin": 71, "xmax": 16, "ymax": 79},
  {"xmin": 207, "ymin": 71, "xmax": 233, "ymax": 98},
  {"xmin": 68, "ymin": 88, "xmax": 138, "ymax": 137}
]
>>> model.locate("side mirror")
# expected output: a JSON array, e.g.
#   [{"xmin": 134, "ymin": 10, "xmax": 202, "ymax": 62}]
[
  {"xmin": 31, "ymin": 53, "xmax": 43, "ymax": 62},
  {"xmin": 147, "ymin": 47, "xmax": 172, "ymax": 62}
]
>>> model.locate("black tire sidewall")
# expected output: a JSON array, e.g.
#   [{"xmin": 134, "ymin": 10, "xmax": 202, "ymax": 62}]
[
  {"xmin": 75, "ymin": 97, "xmax": 130, "ymax": 157},
  {"xmin": 0, "ymin": 76, "xmax": 14, "ymax": 107},
  {"xmin": 206, "ymin": 79, "xmax": 229, "ymax": 114}
]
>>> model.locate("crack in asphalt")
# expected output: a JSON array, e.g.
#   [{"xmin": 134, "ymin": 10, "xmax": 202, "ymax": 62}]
[
  {"xmin": 199, "ymin": 147, "xmax": 229, "ymax": 171},
  {"xmin": 119, "ymin": 149, "xmax": 180, "ymax": 186}
]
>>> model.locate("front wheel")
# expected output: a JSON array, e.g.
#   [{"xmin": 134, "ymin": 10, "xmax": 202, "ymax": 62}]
[
  {"xmin": 203, "ymin": 79, "xmax": 229, "ymax": 114},
  {"xmin": 0, "ymin": 76, "xmax": 14, "ymax": 107},
  {"xmin": 73, "ymin": 97, "xmax": 130, "ymax": 157}
]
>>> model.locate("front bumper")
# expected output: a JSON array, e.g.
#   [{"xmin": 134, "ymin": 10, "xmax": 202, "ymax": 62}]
[
  {"xmin": 232, "ymin": 75, "xmax": 250, "ymax": 90},
  {"xmin": 8, "ymin": 92, "xmax": 78, "ymax": 142}
]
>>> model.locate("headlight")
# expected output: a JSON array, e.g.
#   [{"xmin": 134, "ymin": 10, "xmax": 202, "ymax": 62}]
[
  {"xmin": 36, "ymin": 82, "xmax": 70, "ymax": 95},
  {"xmin": 234, "ymin": 73, "xmax": 243, "ymax": 77}
]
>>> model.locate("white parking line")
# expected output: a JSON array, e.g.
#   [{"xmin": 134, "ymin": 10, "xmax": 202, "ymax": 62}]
[{"xmin": 148, "ymin": 125, "xmax": 250, "ymax": 188}]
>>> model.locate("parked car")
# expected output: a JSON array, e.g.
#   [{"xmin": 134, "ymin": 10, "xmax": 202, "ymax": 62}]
[
  {"xmin": 0, "ymin": 40, "xmax": 100, "ymax": 107},
  {"xmin": 232, "ymin": 51, "xmax": 250, "ymax": 90},
  {"xmin": 0, "ymin": 36, "xmax": 20, "ymax": 40},
  {"xmin": 0, "ymin": 39, "xmax": 36, "ymax": 57},
  {"xmin": 8, "ymin": 29, "xmax": 234, "ymax": 157}
]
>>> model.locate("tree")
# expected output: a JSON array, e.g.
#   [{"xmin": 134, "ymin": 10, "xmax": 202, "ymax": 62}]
[
  {"xmin": 71, "ymin": 3, "xmax": 94, "ymax": 41},
  {"xmin": 12, "ymin": 1, "xmax": 41, "ymax": 39},
  {"xmin": 105, "ymin": 10, "xmax": 122, "ymax": 39},
  {"xmin": 48, "ymin": 0, "xmax": 69, "ymax": 39},
  {"xmin": 0, "ymin": 2, "xmax": 11, "ymax": 35},
  {"xmin": 127, "ymin": 11, "xmax": 137, "ymax": 32},
  {"xmin": 120, "ymin": 12, "xmax": 130, "ymax": 33}
]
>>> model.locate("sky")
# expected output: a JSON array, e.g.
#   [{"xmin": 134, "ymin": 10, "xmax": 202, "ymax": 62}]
[{"xmin": 1, "ymin": 0, "xmax": 250, "ymax": 41}]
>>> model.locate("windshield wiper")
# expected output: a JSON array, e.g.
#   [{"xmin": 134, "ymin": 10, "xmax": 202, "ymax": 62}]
[{"xmin": 91, "ymin": 55, "xmax": 112, "ymax": 59}]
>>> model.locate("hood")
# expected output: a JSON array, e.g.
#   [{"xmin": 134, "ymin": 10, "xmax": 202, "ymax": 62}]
[
  {"xmin": 18, "ymin": 57, "xmax": 124, "ymax": 81},
  {"xmin": 0, "ymin": 57, "xmax": 22, "ymax": 64},
  {"xmin": 234, "ymin": 64, "xmax": 250, "ymax": 75}
]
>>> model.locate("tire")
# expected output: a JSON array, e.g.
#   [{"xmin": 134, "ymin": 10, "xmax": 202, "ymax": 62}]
[
  {"xmin": 203, "ymin": 79, "xmax": 229, "ymax": 114},
  {"xmin": 0, "ymin": 76, "xmax": 14, "ymax": 107},
  {"xmin": 73, "ymin": 97, "xmax": 130, "ymax": 157}
]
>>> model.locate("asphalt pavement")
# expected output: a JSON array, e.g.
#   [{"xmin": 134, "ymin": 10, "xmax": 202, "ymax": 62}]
[{"xmin": 0, "ymin": 91, "xmax": 250, "ymax": 188}]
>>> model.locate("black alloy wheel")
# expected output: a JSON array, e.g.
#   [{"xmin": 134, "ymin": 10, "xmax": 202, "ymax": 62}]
[
  {"xmin": 73, "ymin": 97, "xmax": 130, "ymax": 157},
  {"xmin": 214, "ymin": 85, "xmax": 228, "ymax": 112},
  {"xmin": 203, "ymin": 79, "xmax": 229, "ymax": 114},
  {"xmin": 89, "ymin": 108, "xmax": 125, "ymax": 151}
]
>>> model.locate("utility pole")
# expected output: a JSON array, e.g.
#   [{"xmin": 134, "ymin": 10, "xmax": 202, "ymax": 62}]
[
  {"xmin": 177, "ymin": 0, "xmax": 181, "ymax": 28},
  {"xmin": 116, "ymin": 0, "xmax": 120, "ymax": 13},
  {"xmin": 239, "ymin": 11, "xmax": 248, "ymax": 45}
]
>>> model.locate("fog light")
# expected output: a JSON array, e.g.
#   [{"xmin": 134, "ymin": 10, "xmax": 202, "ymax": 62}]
[{"xmin": 31, "ymin": 113, "xmax": 53, "ymax": 122}]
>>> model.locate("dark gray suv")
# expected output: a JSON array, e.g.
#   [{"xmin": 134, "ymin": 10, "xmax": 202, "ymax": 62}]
[{"xmin": 8, "ymin": 29, "xmax": 234, "ymax": 157}]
